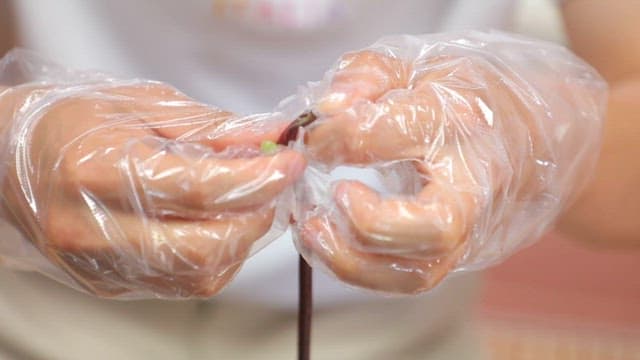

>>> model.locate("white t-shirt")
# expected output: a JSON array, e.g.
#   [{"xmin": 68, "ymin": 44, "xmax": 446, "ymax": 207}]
[{"xmin": 11, "ymin": 0, "xmax": 514, "ymax": 309}]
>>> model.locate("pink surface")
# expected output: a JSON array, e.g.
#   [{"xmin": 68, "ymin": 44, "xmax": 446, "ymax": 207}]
[{"xmin": 479, "ymin": 232, "xmax": 640, "ymax": 330}]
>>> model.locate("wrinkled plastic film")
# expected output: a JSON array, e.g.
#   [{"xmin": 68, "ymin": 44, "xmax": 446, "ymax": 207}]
[
  {"xmin": 0, "ymin": 31, "xmax": 608, "ymax": 298},
  {"xmin": 0, "ymin": 49, "xmax": 303, "ymax": 299},
  {"xmin": 285, "ymin": 31, "xmax": 607, "ymax": 294}
]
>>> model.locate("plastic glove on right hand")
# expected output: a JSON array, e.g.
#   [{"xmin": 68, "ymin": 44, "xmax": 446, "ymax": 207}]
[{"xmin": 294, "ymin": 32, "xmax": 607, "ymax": 294}]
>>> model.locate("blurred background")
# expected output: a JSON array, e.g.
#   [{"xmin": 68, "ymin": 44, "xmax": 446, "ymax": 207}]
[
  {"xmin": 0, "ymin": 0, "xmax": 638, "ymax": 359},
  {"xmin": 474, "ymin": 1, "xmax": 640, "ymax": 359},
  {"xmin": 477, "ymin": 232, "xmax": 640, "ymax": 359}
]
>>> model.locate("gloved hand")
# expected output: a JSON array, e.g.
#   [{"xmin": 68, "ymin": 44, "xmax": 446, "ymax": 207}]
[
  {"xmin": 0, "ymin": 50, "xmax": 306, "ymax": 299},
  {"xmin": 290, "ymin": 32, "xmax": 607, "ymax": 294}
]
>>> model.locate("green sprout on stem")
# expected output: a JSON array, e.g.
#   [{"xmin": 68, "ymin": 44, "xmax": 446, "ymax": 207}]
[{"xmin": 260, "ymin": 140, "xmax": 278, "ymax": 155}]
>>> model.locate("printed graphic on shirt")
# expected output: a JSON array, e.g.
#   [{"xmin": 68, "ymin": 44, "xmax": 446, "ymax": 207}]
[{"xmin": 212, "ymin": 0, "xmax": 349, "ymax": 30}]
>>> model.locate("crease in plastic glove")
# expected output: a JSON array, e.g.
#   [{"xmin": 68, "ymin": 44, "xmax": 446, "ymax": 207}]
[
  {"xmin": 279, "ymin": 31, "xmax": 608, "ymax": 294},
  {"xmin": 0, "ymin": 50, "xmax": 306, "ymax": 299}
]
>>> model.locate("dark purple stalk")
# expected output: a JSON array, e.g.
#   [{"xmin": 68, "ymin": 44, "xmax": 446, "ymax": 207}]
[{"xmin": 277, "ymin": 111, "xmax": 317, "ymax": 360}]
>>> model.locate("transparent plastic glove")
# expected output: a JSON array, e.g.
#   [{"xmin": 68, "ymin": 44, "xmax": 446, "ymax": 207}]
[
  {"xmin": 288, "ymin": 31, "xmax": 608, "ymax": 294},
  {"xmin": 0, "ymin": 50, "xmax": 306, "ymax": 299}
]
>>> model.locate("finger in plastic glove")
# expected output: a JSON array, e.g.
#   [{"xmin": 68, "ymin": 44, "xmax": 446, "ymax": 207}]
[
  {"xmin": 65, "ymin": 135, "xmax": 306, "ymax": 217},
  {"xmin": 300, "ymin": 215, "xmax": 464, "ymax": 294},
  {"xmin": 90, "ymin": 83, "xmax": 291, "ymax": 151},
  {"xmin": 43, "ymin": 200, "xmax": 275, "ymax": 298},
  {"xmin": 315, "ymin": 50, "xmax": 410, "ymax": 115},
  {"xmin": 333, "ymin": 180, "xmax": 473, "ymax": 257},
  {"xmin": 307, "ymin": 87, "xmax": 451, "ymax": 165}
]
